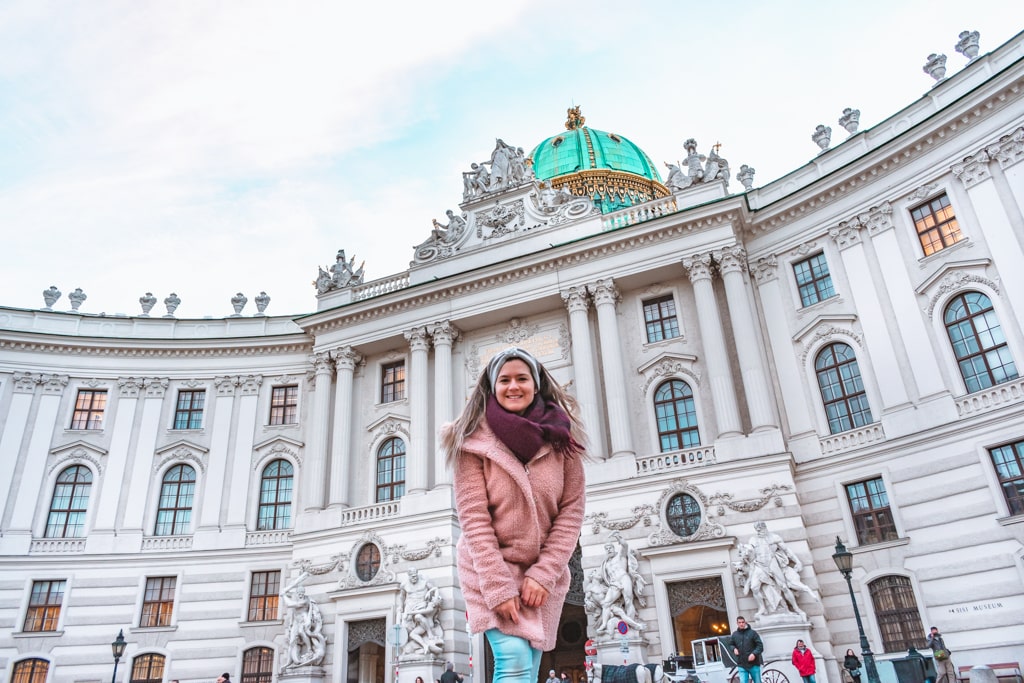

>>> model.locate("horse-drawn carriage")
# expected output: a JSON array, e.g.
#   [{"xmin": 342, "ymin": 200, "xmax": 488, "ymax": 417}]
[{"xmin": 663, "ymin": 637, "xmax": 791, "ymax": 683}]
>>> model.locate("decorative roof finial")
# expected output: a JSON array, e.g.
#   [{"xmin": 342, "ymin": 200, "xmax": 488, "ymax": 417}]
[{"xmin": 565, "ymin": 105, "xmax": 585, "ymax": 131}]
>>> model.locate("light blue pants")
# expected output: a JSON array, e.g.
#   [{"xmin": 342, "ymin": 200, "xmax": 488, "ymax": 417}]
[
  {"xmin": 737, "ymin": 666, "xmax": 762, "ymax": 683},
  {"xmin": 801, "ymin": 676, "xmax": 816, "ymax": 683},
  {"xmin": 485, "ymin": 629, "xmax": 541, "ymax": 683}
]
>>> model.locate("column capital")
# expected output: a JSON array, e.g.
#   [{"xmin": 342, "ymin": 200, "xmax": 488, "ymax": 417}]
[
  {"xmin": 430, "ymin": 320, "xmax": 460, "ymax": 346},
  {"xmin": 310, "ymin": 351, "xmax": 334, "ymax": 376},
  {"xmin": 858, "ymin": 201, "xmax": 893, "ymax": 237},
  {"xmin": 951, "ymin": 149, "xmax": 992, "ymax": 189},
  {"xmin": 118, "ymin": 377, "xmax": 146, "ymax": 398},
  {"xmin": 987, "ymin": 126, "xmax": 1024, "ymax": 170},
  {"xmin": 714, "ymin": 245, "xmax": 748, "ymax": 276},
  {"xmin": 404, "ymin": 326, "xmax": 431, "ymax": 351},
  {"xmin": 681, "ymin": 253, "xmax": 714, "ymax": 283},
  {"xmin": 588, "ymin": 279, "xmax": 620, "ymax": 306},
  {"xmin": 751, "ymin": 255, "xmax": 779, "ymax": 285},
  {"xmin": 828, "ymin": 218, "xmax": 864, "ymax": 250},
  {"xmin": 561, "ymin": 285, "xmax": 591, "ymax": 313},
  {"xmin": 332, "ymin": 345, "xmax": 362, "ymax": 371},
  {"xmin": 144, "ymin": 377, "xmax": 169, "ymax": 398}
]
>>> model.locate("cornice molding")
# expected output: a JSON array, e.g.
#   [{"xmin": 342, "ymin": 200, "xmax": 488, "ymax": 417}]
[{"xmin": 0, "ymin": 333, "xmax": 312, "ymax": 359}]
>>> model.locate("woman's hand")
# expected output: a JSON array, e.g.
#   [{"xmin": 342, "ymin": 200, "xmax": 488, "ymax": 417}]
[
  {"xmin": 521, "ymin": 577, "xmax": 549, "ymax": 608},
  {"xmin": 495, "ymin": 596, "xmax": 521, "ymax": 623}
]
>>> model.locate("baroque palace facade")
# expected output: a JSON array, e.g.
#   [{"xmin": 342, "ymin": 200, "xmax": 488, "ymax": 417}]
[{"xmin": 3, "ymin": 27, "xmax": 1024, "ymax": 683}]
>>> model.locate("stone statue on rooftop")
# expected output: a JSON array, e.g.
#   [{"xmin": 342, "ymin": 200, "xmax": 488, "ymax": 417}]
[
  {"xmin": 461, "ymin": 140, "xmax": 532, "ymax": 201},
  {"xmin": 315, "ymin": 249, "xmax": 365, "ymax": 294}
]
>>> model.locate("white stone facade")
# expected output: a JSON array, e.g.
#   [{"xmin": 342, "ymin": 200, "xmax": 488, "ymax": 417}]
[{"xmin": 3, "ymin": 30, "xmax": 1024, "ymax": 683}]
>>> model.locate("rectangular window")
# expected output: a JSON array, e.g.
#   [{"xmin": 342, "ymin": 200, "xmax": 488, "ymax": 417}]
[
  {"xmin": 24, "ymin": 580, "xmax": 65, "ymax": 632},
  {"xmin": 793, "ymin": 253, "xmax": 835, "ymax": 307},
  {"xmin": 911, "ymin": 193, "xmax": 962, "ymax": 256},
  {"xmin": 70, "ymin": 389, "xmax": 107, "ymax": 430},
  {"xmin": 269, "ymin": 385, "xmax": 298, "ymax": 425},
  {"xmin": 990, "ymin": 440, "xmax": 1024, "ymax": 515},
  {"xmin": 140, "ymin": 576, "xmax": 176, "ymax": 627},
  {"xmin": 248, "ymin": 570, "xmax": 281, "ymax": 621},
  {"xmin": 846, "ymin": 477, "xmax": 899, "ymax": 545},
  {"xmin": 173, "ymin": 390, "xmax": 205, "ymax": 429},
  {"xmin": 381, "ymin": 362, "xmax": 406, "ymax": 403},
  {"xmin": 643, "ymin": 295, "xmax": 681, "ymax": 343}
]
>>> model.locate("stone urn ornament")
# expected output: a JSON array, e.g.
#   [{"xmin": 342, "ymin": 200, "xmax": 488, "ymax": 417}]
[
  {"xmin": 956, "ymin": 30, "xmax": 980, "ymax": 61},
  {"xmin": 924, "ymin": 53, "xmax": 947, "ymax": 81},
  {"xmin": 164, "ymin": 293, "xmax": 181, "ymax": 318},
  {"xmin": 839, "ymin": 108, "xmax": 860, "ymax": 135},
  {"xmin": 42, "ymin": 286, "xmax": 61, "ymax": 310},
  {"xmin": 68, "ymin": 288, "xmax": 87, "ymax": 311},
  {"xmin": 139, "ymin": 292, "xmax": 157, "ymax": 317},
  {"xmin": 811, "ymin": 125, "xmax": 832, "ymax": 153},
  {"xmin": 736, "ymin": 165, "xmax": 756, "ymax": 191},
  {"xmin": 230, "ymin": 292, "xmax": 248, "ymax": 316},
  {"xmin": 255, "ymin": 291, "xmax": 270, "ymax": 316}
]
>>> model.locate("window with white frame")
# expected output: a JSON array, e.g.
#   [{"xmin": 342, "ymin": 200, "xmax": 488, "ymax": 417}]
[
  {"xmin": 45, "ymin": 465, "xmax": 92, "ymax": 538},
  {"xmin": 642, "ymin": 295, "xmax": 680, "ymax": 343},
  {"xmin": 845, "ymin": 477, "xmax": 899, "ymax": 545},
  {"xmin": 815, "ymin": 343, "xmax": 872, "ymax": 434},
  {"xmin": 173, "ymin": 389, "xmax": 205, "ymax": 429},
  {"xmin": 70, "ymin": 389, "xmax": 107, "ymax": 429},
  {"xmin": 257, "ymin": 460, "xmax": 293, "ymax": 530},
  {"xmin": 793, "ymin": 252, "xmax": 836, "ymax": 307},
  {"xmin": 376, "ymin": 438, "xmax": 406, "ymax": 502},
  {"xmin": 653, "ymin": 379, "xmax": 700, "ymax": 452},
  {"xmin": 24, "ymin": 580, "xmax": 65, "ymax": 632},
  {"xmin": 911, "ymin": 193, "xmax": 962, "ymax": 256},
  {"xmin": 140, "ymin": 576, "xmax": 176, "ymax": 627},
  {"xmin": 944, "ymin": 291, "xmax": 1019, "ymax": 393},
  {"xmin": 155, "ymin": 465, "xmax": 195, "ymax": 536}
]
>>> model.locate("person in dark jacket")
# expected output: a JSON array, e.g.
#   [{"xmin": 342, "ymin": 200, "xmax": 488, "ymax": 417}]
[
  {"xmin": 440, "ymin": 662, "xmax": 463, "ymax": 683},
  {"xmin": 843, "ymin": 649, "xmax": 862, "ymax": 683},
  {"xmin": 725, "ymin": 616, "xmax": 763, "ymax": 683}
]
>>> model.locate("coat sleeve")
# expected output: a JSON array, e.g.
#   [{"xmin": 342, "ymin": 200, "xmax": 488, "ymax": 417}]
[
  {"xmin": 453, "ymin": 452, "xmax": 520, "ymax": 609},
  {"xmin": 524, "ymin": 452, "xmax": 586, "ymax": 591}
]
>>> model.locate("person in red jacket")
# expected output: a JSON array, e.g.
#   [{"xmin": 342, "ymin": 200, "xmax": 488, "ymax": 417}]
[
  {"xmin": 442, "ymin": 347, "xmax": 587, "ymax": 683},
  {"xmin": 791, "ymin": 640, "xmax": 816, "ymax": 683}
]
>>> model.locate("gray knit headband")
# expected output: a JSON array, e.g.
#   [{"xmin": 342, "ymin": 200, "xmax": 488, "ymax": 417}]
[{"xmin": 486, "ymin": 347, "xmax": 541, "ymax": 390}]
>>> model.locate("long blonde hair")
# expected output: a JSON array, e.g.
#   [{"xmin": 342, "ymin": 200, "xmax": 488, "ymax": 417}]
[{"xmin": 441, "ymin": 357, "xmax": 586, "ymax": 466}]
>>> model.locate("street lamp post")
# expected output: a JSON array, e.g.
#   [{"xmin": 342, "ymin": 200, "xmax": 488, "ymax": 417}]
[
  {"xmin": 832, "ymin": 538, "xmax": 880, "ymax": 683},
  {"xmin": 111, "ymin": 629, "xmax": 127, "ymax": 683}
]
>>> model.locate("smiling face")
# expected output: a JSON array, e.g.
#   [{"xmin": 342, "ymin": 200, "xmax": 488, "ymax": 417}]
[{"xmin": 494, "ymin": 359, "xmax": 537, "ymax": 414}]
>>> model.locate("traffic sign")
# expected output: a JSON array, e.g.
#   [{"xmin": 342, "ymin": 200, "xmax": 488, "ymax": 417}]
[
  {"xmin": 617, "ymin": 620, "xmax": 629, "ymax": 635},
  {"xmin": 584, "ymin": 639, "xmax": 597, "ymax": 656}
]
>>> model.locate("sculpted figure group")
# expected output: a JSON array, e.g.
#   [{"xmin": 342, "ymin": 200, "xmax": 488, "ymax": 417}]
[
  {"xmin": 734, "ymin": 521, "xmax": 818, "ymax": 619},
  {"xmin": 397, "ymin": 568, "xmax": 444, "ymax": 659},
  {"xmin": 315, "ymin": 249, "xmax": 365, "ymax": 294},
  {"xmin": 462, "ymin": 139, "xmax": 533, "ymax": 200},
  {"xmin": 665, "ymin": 138, "xmax": 731, "ymax": 192},
  {"xmin": 281, "ymin": 572, "xmax": 326, "ymax": 670},
  {"xmin": 584, "ymin": 535, "xmax": 647, "ymax": 638}
]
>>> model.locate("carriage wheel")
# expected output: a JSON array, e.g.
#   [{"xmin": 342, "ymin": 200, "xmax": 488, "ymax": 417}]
[{"xmin": 760, "ymin": 669, "xmax": 790, "ymax": 683}]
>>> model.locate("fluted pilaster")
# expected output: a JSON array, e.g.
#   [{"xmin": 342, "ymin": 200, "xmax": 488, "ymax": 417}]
[
  {"xmin": 561, "ymin": 286, "xmax": 605, "ymax": 457},
  {"xmin": 588, "ymin": 279, "xmax": 634, "ymax": 458},
  {"xmin": 404, "ymin": 327, "xmax": 431, "ymax": 493}
]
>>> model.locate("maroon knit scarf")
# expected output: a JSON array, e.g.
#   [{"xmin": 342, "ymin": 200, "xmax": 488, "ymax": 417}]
[{"xmin": 485, "ymin": 394, "xmax": 578, "ymax": 464}]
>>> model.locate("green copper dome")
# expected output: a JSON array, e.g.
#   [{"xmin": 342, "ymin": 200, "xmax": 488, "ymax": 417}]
[{"xmin": 529, "ymin": 107, "xmax": 668, "ymax": 213}]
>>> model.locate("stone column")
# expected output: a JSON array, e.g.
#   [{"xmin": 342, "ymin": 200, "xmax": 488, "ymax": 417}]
[
  {"xmin": 225, "ymin": 376, "xmax": 261, "ymax": 528},
  {"xmin": 0, "ymin": 374, "xmax": 39, "ymax": 525},
  {"xmin": 92, "ymin": 381, "xmax": 138, "ymax": 531},
  {"xmin": 7, "ymin": 375, "xmax": 67, "ymax": 534},
  {"xmin": 750, "ymin": 257, "xmax": 816, "ymax": 437},
  {"xmin": 715, "ymin": 246, "xmax": 777, "ymax": 431},
  {"xmin": 588, "ymin": 279, "xmax": 634, "ymax": 459},
  {"xmin": 303, "ymin": 352, "xmax": 334, "ymax": 511},
  {"xmin": 123, "ymin": 378, "xmax": 169, "ymax": 532},
  {"xmin": 829, "ymin": 220, "xmax": 910, "ymax": 410},
  {"xmin": 404, "ymin": 327, "xmax": 431, "ymax": 494},
  {"xmin": 430, "ymin": 321, "xmax": 459, "ymax": 488},
  {"xmin": 561, "ymin": 286, "xmax": 605, "ymax": 458},
  {"xmin": 330, "ymin": 347, "xmax": 361, "ymax": 507},
  {"xmin": 681, "ymin": 253, "xmax": 742, "ymax": 438}
]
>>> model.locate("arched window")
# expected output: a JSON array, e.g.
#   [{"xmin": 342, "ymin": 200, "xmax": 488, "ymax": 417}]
[
  {"xmin": 155, "ymin": 464, "xmax": 195, "ymax": 536},
  {"xmin": 376, "ymin": 438, "xmax": 406, "ymax": 503},
  {"xmin": 45, "ymin": 465, "xmax": 92, "ymax": 538},
  {"xmin": 129, "ymin": 654, "xmax": 165, "ymax": 683},
  {"xmin": 258, "ymin": 459, "xmax": 293, "ymax": 530},
  {"xmin": 12, "ymin": 659, "xmax": 49, "ymax": 683},
  {"xmin": 815, "ymin": 343, "xmax": 872, "ymax": 434},
  {"xmin": 242, "ymin": 647, "xmax": 275, "ymax": 683},
  {"xmin": 944, "ymin": 291, "xmax": 1019, "ymax": 392},
  {"xmin": 869, "ymin": 575, "xmax": 925, "ymax": 653},
  {"xmin": 654, "ymin": 380, "xmax": 700, "ymax": 452},
  {"xmin": 355, "ymin": 543, "xmax": 382, "ymax": 581}
]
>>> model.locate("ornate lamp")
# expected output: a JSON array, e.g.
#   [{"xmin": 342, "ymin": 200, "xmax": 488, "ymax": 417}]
[
  {"xmin": 111, "ymin": 630, "xmax": 127, "ymax": 683},
  {"xmin": 832, "ymin": 538, "xmax": 880, "ymax": 683}
]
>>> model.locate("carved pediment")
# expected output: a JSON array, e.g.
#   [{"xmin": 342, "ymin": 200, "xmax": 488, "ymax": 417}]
[
  {"xmin": 48, "ymin": 441, "xmax": 108, "ymax": 476},
  {"xmin": 638, "ymin": 353, "xmax": 701, "ymax": 393},
  {"xmin": 153, "ymin": 440, "xmax": 208, "ymax": 474}
]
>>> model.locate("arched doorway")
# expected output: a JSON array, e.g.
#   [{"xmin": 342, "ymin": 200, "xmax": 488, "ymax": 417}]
[
  {"xmin": 666, "ymin": 578, "xmax": 729, "ymax": 667},
  {"xmin": 347, "ymin": 618, "xmax": 387, "ymax": 683}
]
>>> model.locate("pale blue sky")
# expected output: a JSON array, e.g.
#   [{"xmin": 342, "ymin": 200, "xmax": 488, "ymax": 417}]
[{"xmin": 0, "ymin": 1, "xmax": 1017, "ymax": 317}]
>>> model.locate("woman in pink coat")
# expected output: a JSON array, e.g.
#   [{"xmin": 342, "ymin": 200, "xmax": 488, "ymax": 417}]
[{"xmin": 442, "ymin": 347, "xmax": 586, "ymax": 683}]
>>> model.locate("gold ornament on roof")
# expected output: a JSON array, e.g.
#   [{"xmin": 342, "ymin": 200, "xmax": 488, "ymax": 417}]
[{"xmin": 565, "ymin": 105, "xmax": 586, "ymax": 130}]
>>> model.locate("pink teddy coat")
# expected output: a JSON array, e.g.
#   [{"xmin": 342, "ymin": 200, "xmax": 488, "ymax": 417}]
[{"xmin": 452, "ymin": 419, "xmax": 586, "ymax": 652}]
